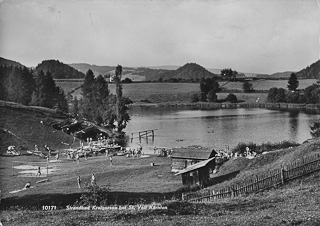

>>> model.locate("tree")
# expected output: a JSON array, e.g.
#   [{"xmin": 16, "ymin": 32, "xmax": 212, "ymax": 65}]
[
  {"xmin": 309, "ymin": 120, "xmax": 320, "ymax": 138},
  {"xmin": 304, "ymin": 84, "xmax": 320, "ymax": 104},
  {"xmin": 199, "ymin": 78, "xmax": 220, "ymax": 101},
  {"xmin": 287, "ymin": 73, "xmax": 299, "ymax": 91},
  {"xmin": 286, "ymin": 91, "xmax": 300, "ymax": 103},
  {"xmin": 267, "ymin": 87, "xmax": 287, "ymax": 103},
  {"xmin": 242, "ymin": 81, "xmax": 253, "ymax": 93},
  {"xmin": 72, "ymin": 96, "xmax": 79, "ymax": 116},
  {"xmin": 190, "ymin": 93, "xmax": 200, "ymax": 103},
  {"xmin": 225, "ymin": 93, "xmax": 238, "ymax": 103},
  {"xmin": 221, "ymin": 68, "xmax": 238, "ymax": 81},
  {"xmin": 113, "ymin": 65, "xmax": 131, "ymax": 132},
  {"xmin": 207, "ymin": 90, "xmax": 217, "ymax": 102}
]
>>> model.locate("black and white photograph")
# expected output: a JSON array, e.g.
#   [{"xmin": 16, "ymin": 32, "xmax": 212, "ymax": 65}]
[{"xmin": 1, "ymin": 0, "xmax": 320, "ymax": 225}]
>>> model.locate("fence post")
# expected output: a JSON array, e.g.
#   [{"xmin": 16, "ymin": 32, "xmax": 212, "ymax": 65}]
[{"xmin": 280, "ymin": 167, "xmax": 285, "ymax": 184}]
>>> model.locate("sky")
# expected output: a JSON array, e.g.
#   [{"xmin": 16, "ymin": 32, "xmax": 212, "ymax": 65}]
[{"xmin": 0, "ymin": 0, "xmax": 319, "ymax": 74}]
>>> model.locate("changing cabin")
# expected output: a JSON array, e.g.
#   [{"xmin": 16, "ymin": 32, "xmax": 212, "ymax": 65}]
[
  {"xmin": 175, "ymin": 157, "xmax": 215, "ymax": 188},
  {"xmin": 170, "ymin": 146, "xmax": 217, "ymax": 172}
]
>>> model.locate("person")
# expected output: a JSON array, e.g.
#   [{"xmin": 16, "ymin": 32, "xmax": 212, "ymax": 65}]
[
  {"xmin": 91, "ymin": 173, "xmax": 96, "ymax": 186},
  {"xmin": 76, "ymin": 153, "xmax": 80, "ymax": 164},
  {"xmin": 77, "ymin": 176, "xmax": 81, "ymax": 189},
  {"xmin": 34, "ymin": 145, "xmax": 38, "ymax": 152},
  {"xmin": 24, "ymin": 182, "xmax": 31, "ymax": 189},
  {"xmin": 84, "ymin": 151, "xmax": 87, "ymax": 160},
  {"xmin": 36, "ymin": 166, "xmax": 41, "ymax": 177},
  {"xmin": 109, "ymin": 156, "xmax": 113, "ymax": 166},
  {"xmin": 56, "ymin": 153, "xmax": 61, "ymax": 163}
]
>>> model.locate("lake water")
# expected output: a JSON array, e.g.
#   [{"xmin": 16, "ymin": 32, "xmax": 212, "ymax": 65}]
[{"xmin": 124, "ymin": 107, "xmax": 319, "ymax": 152}]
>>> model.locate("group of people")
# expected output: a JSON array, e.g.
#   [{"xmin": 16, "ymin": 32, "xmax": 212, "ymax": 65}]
[
  {"xmin": 125, "ymin": 148, "xmax": 142, "ymax": 158},
  {"xmin": 77, "ymin": 173, "xmax": 96, "ymax": 189}
]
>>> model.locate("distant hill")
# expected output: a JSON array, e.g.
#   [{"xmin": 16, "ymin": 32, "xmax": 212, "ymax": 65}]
[
  {"xmin": 137, "ymin": 63, "xmax": 219, "ymax": 81},
  {"xmin": 267, "ymin": 71, "xmax": 293, "ymax": 79},
  {"xmin": 36, "ymin": 60, "xmax": 85, "ymax": 79},
  {"xmin": 297, "ymin": 60, "xmax": 320, "ymax": 79},
  {"xmin": 0, "ymin": 57, "xmax": 24, "ymax": 68},
  {"xmin": 69, "ymin": 63, "xmax": 135, "ymax": 76}
]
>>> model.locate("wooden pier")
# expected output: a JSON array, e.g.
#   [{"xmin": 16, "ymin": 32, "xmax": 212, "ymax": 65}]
[{"xmin": 131, "ymin": 129, "xmax": 157, "ymax": 143}]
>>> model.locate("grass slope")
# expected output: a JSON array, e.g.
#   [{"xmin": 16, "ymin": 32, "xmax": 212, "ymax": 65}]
[{"xmin": 0, "ymin": 105, "xmax": 79, "ymax": 154}]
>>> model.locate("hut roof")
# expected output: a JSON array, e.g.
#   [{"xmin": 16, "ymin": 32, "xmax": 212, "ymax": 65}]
[
  {"xmin": 175, "ymin": 157, "xmax": 215, "ymax": 176},
  {"xmin": 170, "ymin": 146, "xmax": 216, "ymax": 160}
]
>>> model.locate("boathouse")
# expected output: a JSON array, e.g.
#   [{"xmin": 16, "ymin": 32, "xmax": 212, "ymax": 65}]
[
  {"xmin": 175, "ymin": 157, "xmax": 215, "ymax": 188},
  {"xmin": 170, "ymin": 146, "xmax": 217, "ymax": 172}
]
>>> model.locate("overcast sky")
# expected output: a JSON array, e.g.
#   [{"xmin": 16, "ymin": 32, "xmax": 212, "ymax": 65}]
[{"xmin": 0, "ymin": 0, "xmax": 319, "ymax": 74}]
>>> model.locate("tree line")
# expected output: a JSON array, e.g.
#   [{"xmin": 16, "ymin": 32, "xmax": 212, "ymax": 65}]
[
  {"xmin": 267, "ymin": 72, "xmax": 320, "ymax": 104},
  {"xmin": 0, "ymin": 65, "xmax": 68, "ymax": 111}
]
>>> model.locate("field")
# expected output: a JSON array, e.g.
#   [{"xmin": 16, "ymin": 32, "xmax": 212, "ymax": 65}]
[{"xmin": 56, "ymin": 79, "xmax": 317, "ymax": 104}]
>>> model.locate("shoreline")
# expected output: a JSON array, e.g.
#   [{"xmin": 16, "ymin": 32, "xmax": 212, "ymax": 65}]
[{"xmin": 129, "ymin": 101, "xmax": 320, "ymax": 114}]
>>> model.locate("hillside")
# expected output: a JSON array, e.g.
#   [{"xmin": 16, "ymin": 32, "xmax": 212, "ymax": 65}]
[
  {"xmin": 137, "ymin": 63, "xmax": 219, "ymax": 81},
  {"xmin": 297, "ymin": 59, "xmax": 320, "ymax": 79},
  {"xmin": 0, "ymin": 57, "xmax": 24, "ymax": 68},
  {"xmin": 0, "ymin": 103, "xmax": 79, "ymax": 153},
  {"xmin": 36, "ymin": 60, "xmax": 85, "ymax": 79}
]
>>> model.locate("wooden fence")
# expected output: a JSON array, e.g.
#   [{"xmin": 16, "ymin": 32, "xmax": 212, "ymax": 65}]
[{"xmin": 182, "ymin": 153, "xmax": 320, "ymax": 202}]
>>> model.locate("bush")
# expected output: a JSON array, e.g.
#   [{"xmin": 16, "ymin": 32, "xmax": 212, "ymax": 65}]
[
  {"xmin": 267, "ymin": 87, "xmax": 287, "ymax": 103},
  {"xmin": 207, "ymin": 90, "xmax": 217, "ymax": 102},
  {"xmin": 286, "ymin": 91, "xmax": 300, "ymax": 103},
  {"xmin": 232, "ymin": 141, "xmax": 299, "ymax": 155},
  {"xmin": 199, "ymin": 92, "xmax": 207, "ymax": 102},
  {"xmin": 242, "ymin": 81, "xmax": 253, "ymax": 93},
  {"xmin": 75, "ymin": 185, "xmax": 111, "ymax": 206},
  {"xmin": 225, "ymin": 93, "xmax": 238, "ymax": 103},
  {"xmin": 190, "ymin": 93, "xmax": 200, "ymax": 103}
]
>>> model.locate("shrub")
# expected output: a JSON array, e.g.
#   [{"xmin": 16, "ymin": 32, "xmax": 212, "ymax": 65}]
[
  {"xmin": 286, "ymin": 91, "xmax": 300, "ymax": 103},
  {"xmin": 232, "ymin": 141, "xmax": 299, "ymax": 155},
  {"xmin": 225, "ymin": 93, "xmax": 238, "ymax": 103},
  {"xmin": 199, "ymin": 92, "xmax": 207, "ymax": 102},
  {"xmin": 75, "ymin": 185, "xmax": 111, "ymax": 206},
  {"xmin": 190, "ymin": 93, "xmax": 200, "ymax": 103}
]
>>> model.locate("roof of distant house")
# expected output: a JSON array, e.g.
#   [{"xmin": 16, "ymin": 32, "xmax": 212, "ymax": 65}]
[{"xmin": 175, "ymin": 157, "xmax": 215, "ymax": 175}]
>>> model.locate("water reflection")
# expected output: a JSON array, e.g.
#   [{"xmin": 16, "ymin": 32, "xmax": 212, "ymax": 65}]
[{"xmin": 288, "ymin": 111, "xmax": 299, "ymax": 141}]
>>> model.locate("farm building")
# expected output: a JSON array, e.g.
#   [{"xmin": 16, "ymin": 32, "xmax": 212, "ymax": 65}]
[
  {"xmin": 170, "ymin": 146, "xmax": 217, "ymax": 172},
  {"xmin": 175, "ymin": 157, "xmax": 215, "ymax": 187}
]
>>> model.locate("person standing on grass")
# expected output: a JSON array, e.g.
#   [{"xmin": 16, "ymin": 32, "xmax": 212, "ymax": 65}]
[
  {"xmin": 36, "ymin": 166, "xmax": 41, "ymax": 177},
  {"xmin": 77, "ymin": 176, "xmax": 81, "ymax": 189},
  {"xmin": 76, "ymin": 153, "xmax": 80, "ymax": 164},
  {"xmin": 56, "ymin": 153, "xmax": 61, "ymax": 163},
  {"xmin": 84, "ymin": 151, "xmax": 87, "ymax": 160},
  {"xmin": 109, "ymin": 155, "xmax": 113, "ymax": 166},
  {"xmin": 91, "ymin": 173, "xmax": 96, "ymax": 186}
]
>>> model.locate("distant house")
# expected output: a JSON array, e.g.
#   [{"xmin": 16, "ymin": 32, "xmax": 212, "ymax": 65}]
[
  {"xmin": 175, "ymin": 157, "xmax": 216, "ymax": 188},
  {"xmin": 170, "ymin": 146, "xmax": 217, "ymax": 172}
]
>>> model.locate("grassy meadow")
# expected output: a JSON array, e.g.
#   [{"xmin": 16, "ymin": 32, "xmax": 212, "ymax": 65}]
[{"xmin": 56, "ymin": 79, "xmax": 317, "ymax": 104}]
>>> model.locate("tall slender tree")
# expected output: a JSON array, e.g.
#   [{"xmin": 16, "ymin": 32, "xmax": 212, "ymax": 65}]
[{"xmin": 287, "ymin": 73, "xmax": 299, "ymax": 91}]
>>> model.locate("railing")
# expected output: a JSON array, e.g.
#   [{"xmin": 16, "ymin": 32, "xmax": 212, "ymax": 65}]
[{"xmin": 182, "ymin": 153, "xmax": 320, "ymax": 202}]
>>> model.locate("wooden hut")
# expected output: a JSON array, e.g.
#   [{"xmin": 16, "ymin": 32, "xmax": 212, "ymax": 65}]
[
  {"xmin": 175, "ymin": 157, "xmax": 215, "ymax": 188},
  {"xmin": 170, "ymin": 146, "xmax": 217, "ymax": 172}
]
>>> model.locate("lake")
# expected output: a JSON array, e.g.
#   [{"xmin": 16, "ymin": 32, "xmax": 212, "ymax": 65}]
[{"xmin": 124, "ymin": 107, "xmax": 319, "ymax": 152}]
